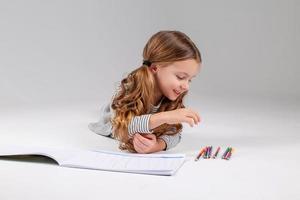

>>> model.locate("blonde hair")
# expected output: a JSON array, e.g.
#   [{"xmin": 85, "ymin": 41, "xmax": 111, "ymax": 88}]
[{"xmin": 111, "ymin": 30, "xmax": 202, "ymax": 152}]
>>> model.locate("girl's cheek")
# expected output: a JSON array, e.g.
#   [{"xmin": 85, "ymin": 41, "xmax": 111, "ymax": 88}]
[
  {"xmin": 172, "ymin": 77, "xmax": 180, "ymax": 85},
  {"xmin": 175, "ymin": 80, "xmax": 182, "ymax": 87}
]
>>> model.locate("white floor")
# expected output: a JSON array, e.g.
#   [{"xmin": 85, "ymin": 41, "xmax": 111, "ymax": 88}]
[{"xmin": 0, "ymin": 94, "xmax": 299, "ymax": 200}]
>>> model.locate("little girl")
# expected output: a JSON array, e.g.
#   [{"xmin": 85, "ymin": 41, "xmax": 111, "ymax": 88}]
[{"xmin": 89, "ymin": 30, "xmax": 202, "ymax": 153}]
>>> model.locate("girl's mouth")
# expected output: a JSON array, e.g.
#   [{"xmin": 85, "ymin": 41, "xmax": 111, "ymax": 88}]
[{"xmin": 174, "ymin": 89, "xmax": 181, "ymax": 95}]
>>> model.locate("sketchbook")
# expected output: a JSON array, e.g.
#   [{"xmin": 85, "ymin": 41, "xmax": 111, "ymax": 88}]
[{"xmin": 0, "ymin": 145, "xmax": 186, "ymax": 176}]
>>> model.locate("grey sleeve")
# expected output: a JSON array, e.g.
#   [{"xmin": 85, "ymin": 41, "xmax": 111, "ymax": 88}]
[
  {"xmin": 127, "ymin": 114, "xmax": 153, "ymax": 136},
  {"xmin": 88, "ymin": 101, "xmax": 114, "ymax": 137},
  {"xmin": 159, "ymin": 131, "xmax": 182, "ymax": 150}
]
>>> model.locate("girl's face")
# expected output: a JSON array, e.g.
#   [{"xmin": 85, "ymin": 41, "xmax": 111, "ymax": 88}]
[{"xmin": 153, "ymin": 59, "xmax": 201, "ymax": 101}]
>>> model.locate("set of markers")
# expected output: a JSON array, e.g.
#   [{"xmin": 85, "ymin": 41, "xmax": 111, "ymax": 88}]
[{"xmin": 195, "ymin": 146, "xmax": 234, "ymax": 161}]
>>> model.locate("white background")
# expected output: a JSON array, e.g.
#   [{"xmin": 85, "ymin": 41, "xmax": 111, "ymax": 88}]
[{"xmin": 0, "ymin": 1, "xmax": 299, "ymax": 200}]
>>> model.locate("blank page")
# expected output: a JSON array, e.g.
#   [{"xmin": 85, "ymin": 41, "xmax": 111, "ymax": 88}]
[{"xmin": 61, "ymin": 150, "xmax": 186, "ymax": 175}]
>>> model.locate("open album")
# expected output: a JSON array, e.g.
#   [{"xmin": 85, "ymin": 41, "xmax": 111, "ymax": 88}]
[{"xmin": 0, "ymin": 145, "xmax": 186, "ymax": 176}]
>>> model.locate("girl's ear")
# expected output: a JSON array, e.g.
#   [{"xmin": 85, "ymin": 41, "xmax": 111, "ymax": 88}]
[{"xmin": 150, "ymin": 65, "xmax": 158, "ymax": 73}]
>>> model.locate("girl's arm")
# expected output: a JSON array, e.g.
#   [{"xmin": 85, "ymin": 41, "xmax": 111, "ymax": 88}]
[
  {"xmin": 133, "ymin": 132, "xmax": 181, "ymax": 153},
  {"xmin": 130, "ymin": 113, "xmax": 182, "ymax": 151},
  {"xmin": 150, "ymin": 113, "xmax": 182, "ymax": 150},
  {"xmin": 149, "ymin": 112, "xmax": 166, "ymax": 130},
  {"xmin": 88, "ymin": 101, "xmax": 181, "ymax": 151}
]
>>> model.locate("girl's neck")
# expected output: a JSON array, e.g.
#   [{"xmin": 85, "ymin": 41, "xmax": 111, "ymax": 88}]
[
  {"xmin": 152, "ymin": 78, "xmax": 163, "ymax": 106},
  {"xmin": 152, "ymin": 89, "xmax": 163, "ymax": 106}
]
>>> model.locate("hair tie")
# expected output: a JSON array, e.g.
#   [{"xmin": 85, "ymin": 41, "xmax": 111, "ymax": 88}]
[{"xmin": 143, "ymin": 60, "xmax": 152, "ymax": 67}]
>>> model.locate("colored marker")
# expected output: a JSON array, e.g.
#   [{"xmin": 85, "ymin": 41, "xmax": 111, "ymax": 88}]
[
  {"xmin": 195, "ymin": 147, "xmax": 206, "ymax": 161},
  {"xmin": 225, "ymin": 148, "xmax": 234, "ymax": 160},
  {"xmin": 224, "ymin": 147, "xmax": 232, "ymax": 160},
  {"xmin": 227, "ymin": 147, "xmax": 232, "ymax": 156},
  {"xmin": 204, "ymin": 147, "xmax": 208, "ymax": 159},
  {"xmin": 208, "ymin": 146, "xmax": 213, "ymax": 158},
  {"xmin": 203, "ymin": 146, "xmax": 208, "ymax": 159},
  {"xmin": 212, "ymin": 146, "xmax": 221, "ymax": 159},
  {"xmin": 222, "ymin": 147, "xmax": 230, "ymax": 159},
  {"xmin": 204, "ymin": 146, "xmax": 208, "ymax": 159},
  {"xmin": 225, "ymin": 151, "xmax": 232, "ymax": 160},
  {"xmin": 205, "ymin": 146, "xmax": 211, "ymax": 159}
]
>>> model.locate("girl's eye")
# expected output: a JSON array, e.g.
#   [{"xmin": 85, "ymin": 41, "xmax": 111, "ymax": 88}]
[
  {"xmin": 176, "ymin": 75, "xmax": 185, "ymax": 80},
  {"xmin": 176, "ymin": 75, "xmax": 192, "ymax": 83}
]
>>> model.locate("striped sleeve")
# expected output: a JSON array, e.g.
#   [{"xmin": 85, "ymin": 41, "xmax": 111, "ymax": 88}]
[
  {"xmin": 158, "ymin": 131, "xmax": 182, "ymax": 150},
  {"xmin": 127, "ymin": 114, "xmax": 153, "ymax": 137}
]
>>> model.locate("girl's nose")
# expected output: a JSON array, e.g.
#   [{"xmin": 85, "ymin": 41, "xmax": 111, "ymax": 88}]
[{"xmin": 181, "ymin": 82, "xmax": 189, "ymax": 91}]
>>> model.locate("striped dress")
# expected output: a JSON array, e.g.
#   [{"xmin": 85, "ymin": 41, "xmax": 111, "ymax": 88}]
[{"xmin": 88, "ymin": 97, "xmax": 182, "ymax": 150}]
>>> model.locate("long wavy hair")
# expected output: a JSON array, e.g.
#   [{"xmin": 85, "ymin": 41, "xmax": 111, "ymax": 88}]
[{"xmin": 111, "ymin": 30, "xmax": 202, "ymax": 152}]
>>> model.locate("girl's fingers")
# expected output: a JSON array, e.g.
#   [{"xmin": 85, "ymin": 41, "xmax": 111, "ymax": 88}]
[
  {"xmin": 191, "ymin": 110, "xmax": 200, "ymax": 123},
  {"xmin": 141, "ymin": 134, "xmax": 156, "ymax": 140},
  {"xmin": 183, "ymin": 117, "xmax": 194, "ymax": 127},
  {"xmin": 185, "ymin": 109, "xmax": 195, "ymax": 119},
  {"xmin": 135, "ymin": 134, "xmax": 150, "ymax": 148},
  {"xmin": 186, "ymin": 109, "xmax": 201, "ymax": 124},
  {"xmin": 133, "ymin": 137, "xmax": 145, "ymax": 153},
  {"xmin": 185, "ymin": 113, "xmax": 198, "ymax": 125},
  {"xmin": 138, "ymin": 133, "xmax": 156, "ymax": 145}
]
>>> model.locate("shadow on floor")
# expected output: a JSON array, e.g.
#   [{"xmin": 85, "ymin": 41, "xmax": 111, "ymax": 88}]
[{"xmin": 0, "ymin": 155, "xmax": 58, "ymax": 165}]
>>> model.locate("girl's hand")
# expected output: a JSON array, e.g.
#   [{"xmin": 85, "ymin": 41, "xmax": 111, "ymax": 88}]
[
  {"xmin": 133, "ymin": 133, "xmax": 164, "ymax": 154},
  {"xmin": 163, "ymin": 108, "xmax": 201, "ymax": 127}
]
